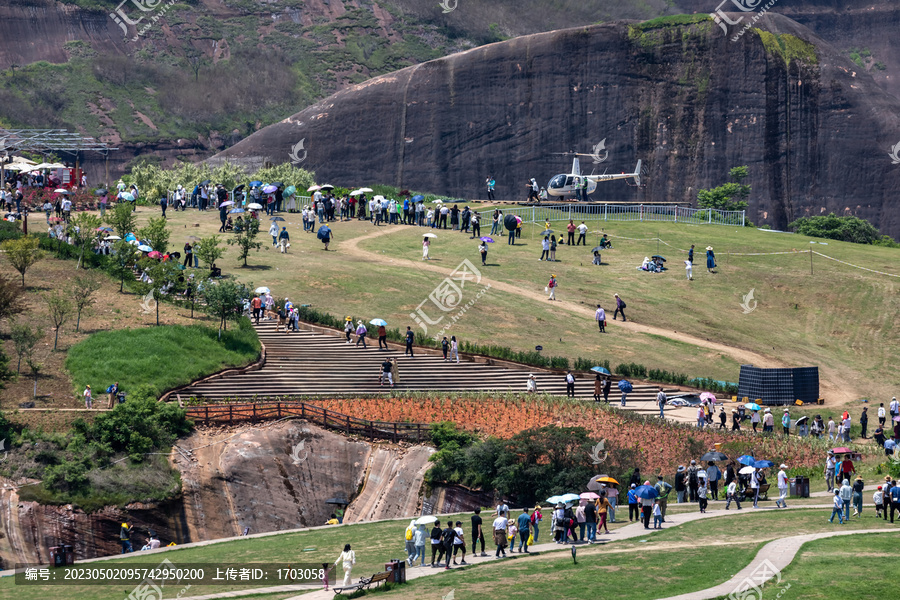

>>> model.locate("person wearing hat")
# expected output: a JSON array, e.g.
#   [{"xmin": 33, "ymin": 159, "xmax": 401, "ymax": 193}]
[
  {"xmin": 354, "ymin": 320, "xmax": 367, "ymax": 348},
  {"xmin": 706, "ymin": 246, "xmax": 716, "ymax": 272},
  {"xmin": 884, "ymin": 477, "xmax": 894, "ymax": 521},
  {"xmin": 654, "ymin": 475, "xmax": 673, "ymax": 520},
  {"xmin": 762, "ymin": 408, "xmax": 774, "ymax": 433},
  {"xmin": 547, "ymin": 274, "xmax": 557, "ymax": 301},
  {"xmin": 83, "ymin": 384, "xmax": 92, "ymax": 409},
  {"xmin": 525, "ymin": 373, "xmax": 537, "ymax": 393},
  {"xmin": 852, "ymin": 476, "xmax": 865, "ymax": 517},
  {"xmin": 775, "ymin": 464, "xmax": 789, "ymax": 508},
  {"xmin": 613, "ymin": 293, "xmax": 626, "ymax": 321},
  {"xmin": 824, "ymin": 451, "xmax": 836, "ymax": 493},
  {"xmin": 838, "ymin": 479, "xmax": 854, "ymax": 521},
  {"xmin": 674, "ymin": 465, "xmax": 686, "ymax": 503},
  {"xmin": 343, "ymin": 317, "xmax": 354, "ymax": 343},
  {"xmin": 782, "ymin": 408, "xmax": 791, "ymax": 436},
  {"xmin": 627, "ymin": 483, "xmax": 639, "ymax": 522},
  {"xmin": 119, "ymin": 521, "xmax": 134, "ymax": 553}
]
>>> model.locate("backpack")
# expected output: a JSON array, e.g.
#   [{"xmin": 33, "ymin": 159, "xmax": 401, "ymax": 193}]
[
  {"xmin": 405, "ymin": 527, "xmax": 413, "ymax": 541},
  {"xmin": 441, "ymin": 528, "xmax": 455, "ymax": 543}
]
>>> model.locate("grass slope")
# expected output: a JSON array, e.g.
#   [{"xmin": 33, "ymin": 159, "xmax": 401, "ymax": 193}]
[{"xmin": 65, "ymin": 320, "xmax": 260, "ymax": 398}]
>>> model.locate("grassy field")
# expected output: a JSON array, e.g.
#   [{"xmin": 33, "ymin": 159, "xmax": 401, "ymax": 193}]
[
  {"xmin": 65, "ymin": 320, "xmax": 261, "ymax": 398},
  {"xmin": 120, "ymin": 205, "xmax": 899, "ymax": 409}
]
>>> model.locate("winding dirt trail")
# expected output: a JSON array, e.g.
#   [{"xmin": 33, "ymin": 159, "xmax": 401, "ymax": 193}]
[{"xmin": 340, "ymin": 226, "xmax": 850, "ymax": 404}]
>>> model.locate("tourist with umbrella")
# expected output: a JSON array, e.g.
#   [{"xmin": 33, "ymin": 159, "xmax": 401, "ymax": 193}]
[
  {"xmin": 634, "ymin": 483, "xmax": 658, "ymax": 529},
  {"xmin": 618, "ymin": 379, "xmax": 632, "ymax": 406},
  {"xmin": 706, "ymin": 460, "xmax": 722, "ymax": 501},
  {"xmin": 478, "ymin": 237, "xmax": 490, "ymax": 266},
  {"xmin": 422, "ymin": 232, "xmax": 436, "ymax": 260},
  {"xmin": 370, "ymin": 318, "xmax": 388, "ymax": 350}
]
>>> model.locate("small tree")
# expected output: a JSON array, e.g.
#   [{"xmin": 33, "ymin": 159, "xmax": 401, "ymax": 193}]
[
  {"xmin": 25, "ymin": 355, "xmax": 43, "ymax": 398},
  {"xmin": 195, "ymin": 235, "xmax": 226, "ymax": 275},
  {"xmin": 9, "ymin": 320, "xmax": 43, "ymax": 374},
  {"xmin": 138, "ymin": 216, "xmax": 171, "ymax": 254},
  {"xmin": 203, "ymin": 279, "xmax": 250, "ymax": 335},
  {"xmin": 697, "ymin": 166, "xmax": 752, "ymax": 212},
  {"xmin": 68, "ymin": 212, "xmax": 102, "ymax": 269},
  {"xmin": 227, "ymin": 218, "xmax": 261, "ymax": 266},
  {"xmin": 2, "ymin": 236, "xmax": 43, "ymax": 287},
  {"xmin": 137, "ymin": 258, "xmax": 182, "ymax": 326},
  {"xmin": 71, "ymin": 272, "xmax": 104, "ymax": 332},
  {"xmin": 0, "ymin": 273, "xmax": 25, "ymax": 320},
  {"xmin": 109, "ymin": 240, "xmax": 142, "ymax": 292},
  {"xmin": 106, "ymin": 201, "xmax": 138, "ymax": 239},
  {"xmin": 44, "ymin": 291, "xmax": 74, "ymax": 351}
]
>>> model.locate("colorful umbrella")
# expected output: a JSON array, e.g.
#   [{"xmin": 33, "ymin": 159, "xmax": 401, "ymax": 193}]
[
  {"xmin": 737, "ymin": 455, "xmax": 756, "ymax": 466},
  {"xmin": 120, "ymin": 192, "xmax": 134, "ymax": 202},
  {"xmin": 831, "ymin": 447, "xmax": 852, "ymax": 455},
  {"xmin": 753, "ymin": 460, "xmax": 774, "ymax": 469},
  {"xmin": 591, "ymin": 366, "xmax": 611, "ymax": 375},
  {"xmin": 633, "ymin": 485, "xmax": 658, "ymax": 500},
  {"xmin": 219, "ymin": 200, "xmax": 234, "ymax": 207},
  {"xmin": 580, "ymin": 492, "xmax": 600, "ymax": 500},
  {"xmin": 480, "ymin": 236, "xmax": 495, "ymax": 243},
  {"xmin": 147, "ymin": 251, "xmax": 162, "ymax": 259},
  {"xmin": 307, "ymin": 185, "xmax": 321, "ymax": 192},
  {"xmin": 412, "ymin": 194, "xmax": 425, "ymax": 201},
  {"xmin": 546, "ymin": 495, "xmax": 565, "ymax": 505},
  {"xmin": 137, "ymin": 244, "xmax": 152, "ymax": 252},
  {"xmin": 262, "ymin": 185, "xmax": 278, "ymax": 194},
  {"xmin": 744, "ymin": 403, "xmax": 761, "ymax": 411},
  {"xmin": 700, "ymin": 392, "xmax": 717, "ymax": 403},
  {"xmin": 369, "ymin": 319, "xmax": 387, "ymax": 326},
  {"xmin": 284, "ymin": 186, "xmax": 296, "ymax": 196}
]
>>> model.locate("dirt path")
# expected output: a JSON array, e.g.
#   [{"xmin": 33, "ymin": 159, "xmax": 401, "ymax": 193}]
[{"xmin": 341, "ymin": 227, "xmax": 849, "ymax": 403}]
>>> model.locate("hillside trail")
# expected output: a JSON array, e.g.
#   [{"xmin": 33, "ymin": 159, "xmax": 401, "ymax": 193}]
[{"xmin": 340, "ymin": 226, "xmax": 851, "ymax": 404}]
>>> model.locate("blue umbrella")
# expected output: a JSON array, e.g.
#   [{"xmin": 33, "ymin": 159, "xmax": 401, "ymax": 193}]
[
  {"xmin": 229, "ymin": 208, "xmax": 245, "ymax": 214},
  {"xmin": 249, "ymin": 180, "xmax": 262, "ymax": 187},
  {"xmin": 745, "ymin": 402, "xmax": 761, "ymax": 411},
  {"xmin": 412, "ymin": 194, "xmax": 424, "ymax": 201},
  {"xmin": 370, "ymin": 318, "xmax": 387, "ymax": 327},
  {"xmin": 753, "ymin": 460, "xmax": 775, "ymax": 469},
  {"xmin": 546, "ymin": 495, "xmax": 565, "ymax": 505},
  {"xmin": 617, "ymin": 380, "xmax": 633, "ymax": 393},
  {"xmin": 737, "ymin": 455, "xmax": 756, "ymax": 466},
  {"xmin": 124, "ymin": 233, "xmax": 137, "ymax": 242},
  {"xmin": 137, "ymin": 244, "xmax": 152, "ymax": 252},
  {"xmin": 633, "ymin": 485, "xmax": 658, "ymax": 500},
  {"xmin": 560, "ymin": 493, "xmax": 581, "ymax": 503},
  {"xmin": 591, "ymin": 366, "xmax": 611, "ymax": 375}
]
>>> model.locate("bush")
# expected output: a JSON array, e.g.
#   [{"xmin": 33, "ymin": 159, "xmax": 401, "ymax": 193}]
[
  {"xmin": 0, "ymin": 221, "xmax": 23, "ymax": 242},
  {"xmin": 788, "ymin": 213, "xmax": 898, "ymax": 246}
]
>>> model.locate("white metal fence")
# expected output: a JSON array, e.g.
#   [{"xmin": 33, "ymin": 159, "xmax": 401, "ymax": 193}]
[{"xmin": 477, "ymin": 204, "xmax": 745, "ymax": 227}]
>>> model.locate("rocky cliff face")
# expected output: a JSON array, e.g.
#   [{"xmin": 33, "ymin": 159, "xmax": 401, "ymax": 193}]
[
  {"xmin": 0, "ymin": 422, "xmax": 433, "ymax": 567},
  {"xmin": 210, "ymin": 15, "xmax": 900, "ymax": 236}
]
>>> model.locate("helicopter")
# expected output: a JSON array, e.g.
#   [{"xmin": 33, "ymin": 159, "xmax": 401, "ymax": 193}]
[{"xmin": 546, "ymin": 156, "xmax": 643, "ymax": 200}]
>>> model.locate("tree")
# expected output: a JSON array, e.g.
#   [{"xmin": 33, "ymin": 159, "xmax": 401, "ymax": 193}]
[
  {"xmin": 0, "ymin": 273, "xmax": 25, "ymax": 320},
  {"xmin": 788, "ymin": 213, "xmax": 883, "ymax": 244},
  {"xmin": 25, "ymin": 355, "xmax": 43, "ymax": 398},
  {"xmin": 68, "ymin": 212, "xmax": 102, "ymax": 269},
  {"xmin": 697, "ymin": 166, "xmax": 752, "ymax": 212},
  {"xmin": 139, "ymin": 216, "xmax": 170, "ymax": 254},
  {"xmin": 109, "ymin": 240, "xmax": 141, "ymax": 292},
  {"xmin": 202, "ymin": 279, "xmax": 250, "ymax": 335},
  {"xmin": 227, "ymin": 218, "xmax": 261, "ymax": 266},
  {"xmin": 44, "ymin": 291, "xmax": 74, "ymax": 351},
  {"xmin": 71, "ymin": 272, "xmax": 104, "ymax": 332},
  {"xmin": 105, "ymin": 201, "xmax": 138, "ymax": 239},
  {"xmin": 194, "ymin": 235, "xmax": 226, "ymax": 275},
  {"xmin": 184, "ymin": 46, "xmax": 205, "ymax": 83},
  {"xmin": 2, "ymin": 236, "xmax": 43, "ymax": 287},
  {"xmin": 9, "ymin": 320, "xmax": 43, "ymax": 374},
  {"xmin": 137, "ymin": 258, "xmax": 182, "ymax": 326}
]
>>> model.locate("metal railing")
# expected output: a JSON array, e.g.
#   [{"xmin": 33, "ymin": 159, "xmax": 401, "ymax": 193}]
[{"xmin": 478, "ymin": 204, "xmax": 745, "ymax": 227}]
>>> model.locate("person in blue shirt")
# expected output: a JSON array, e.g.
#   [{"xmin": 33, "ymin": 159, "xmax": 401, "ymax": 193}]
[
  {"xmin": 403, "ymin": 198, "xmax": 410, "ymax": 224},
  {"xmin": 891, "ymin": 480, "xmax": 900, "ymax": 523},
  {"xmin": 516, "ymin": 509, "xmax": 531, "ymax": 553},
  {"xmin": 627, "ymin": 484, "xmax": 639, "ymax": 522}
]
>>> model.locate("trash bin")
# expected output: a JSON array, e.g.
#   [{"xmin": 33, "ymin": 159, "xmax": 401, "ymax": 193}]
[
  {"xmin": 49, "ymin": 546, "xmax": 65, "ymax": 568},
  {"xmin": 63, "ymin": 545, "xmax": 75, "ymax": 565},
  {"xmin": 116, "ymin": 392, "xmax": 126, "ymax": 404},
  {"xmin": 384, "ymin": 560, "xmax": 406, "ymax": 584},
  {"xmin": 797, "ymin": 476, "xmax": 810, "ymax": 498}
]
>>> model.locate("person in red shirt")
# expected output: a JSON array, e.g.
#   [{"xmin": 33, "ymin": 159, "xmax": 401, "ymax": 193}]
[
  {"xmin": 378, "ymin": 325, "xmax": 387, "ymax": 349},
  {"xmin": 839, "ymin": 454, "xmax": 855, "ymax": 481},
  {"xmin": 250, "ymin": 295, "xmax": 262, "ymax": 324},
  {"xmin": 566, "ymin": 220, "xmax": 576, "ymax": 245}
]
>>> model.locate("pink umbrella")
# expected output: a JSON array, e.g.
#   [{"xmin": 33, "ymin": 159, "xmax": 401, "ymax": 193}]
[
  {"xmin": 147, "ymin": 251, "xmax": 162, "ymax": 259},
  {"xmin": 700, "ymin": 392, "xmax": 717, "ymax": 404},
  {"xmin": 580, "ymin": 492, "xmax": 600, "ymax": 500}
]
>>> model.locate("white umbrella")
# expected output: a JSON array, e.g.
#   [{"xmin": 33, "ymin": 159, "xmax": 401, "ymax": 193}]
[
  {"xmin": 349, "ymin": 190, "xmax": 363, "ymax": 196},
  {"xmin": 739, "ymin": 466, "xmax": 756, "ymax": 475},
  {"xmin": 255, "ymin": 286, "xmax": 270, "ymax": 294},
  {"xmin": 219, "ymin": 200, "xmax": 234, "ymax": 207},
  {"xmin": 54, "ymin": 188, "xmax": 69, "ymax": 194},
  {"xmin": 104, "ymin": 235, "xmax": 122, "ymax": 240},
  {"xmin": 307, "ymin": 185, "xmax": 321, "ymax": 192},
  {"xmin": 414, "ymin": 515, "xmax": 438, "ymax": 526},
  {"xmin": 319, "ymin": 184, "xmax": 335, "ymax": 190},
  {"xmin": 373, "ymin": 195, "xmax": 385, "ymax": 201},
  {"xmin": 2, "ymin": 164, "xmax": 27, "ymax": 171},
  {"xmin": 358, "ymin": 187, "xmax": 374, "ymax": 193},
  {"xmin": 247, "ymin": 203, "xmax": 263, "ymax": 210},
  {"xmin": 10, "ymin": 156, "xmax": 37, "ymax": 165},
  {"xmin": 422, "ymin": 233, "xmax": 437, "ymax": 238}
]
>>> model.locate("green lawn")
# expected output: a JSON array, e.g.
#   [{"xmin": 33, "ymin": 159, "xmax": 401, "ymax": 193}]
[
  {"xmin": 118, "ymin": 206, "xmax": 899, "ymax": 406},
  {"xmin": 65, "ymin": 320, "xmax": 261, "ymax": 397}
]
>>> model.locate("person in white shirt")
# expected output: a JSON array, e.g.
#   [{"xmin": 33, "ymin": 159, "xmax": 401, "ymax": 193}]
[
  {"xmin": 685, "ymin": 259, "xmax": 693, "ymax": 280},
  {"xmin": 725, "ymin": 479, "xmax": 742, "ymax": 510},
  {"xmin": 890, "ymin": 397, "xmax": 899, "ymax": 419},
  {"xmin": 492, "ymin": 513, "xmax": 509, "ymax": 558},
  {"xmin": 452, "ymin": 521, "xmax": 466, "ymax": 565},
  {"xmin": 595, "ymin": 304, "xmax": 606, "ymax": 333},
  {"xmin": 750, "ymin": 468, "xmax": 760, "ymax": 508},
  {"xmin": 656, "ymin": 388, "xmax": 667, "ymax": 419},
  {"xmin": 526, "ymin": 374, "xmax": 537, "ymax": 393},
  {"xmin": 828, "ymin": 490, "xmax": 844, "ymax": 523},
  {"xmin": 878, "ymin": 403, "xmax": 887, "ymax": 427},
  {"xmin": 825, "ymin": 452, "xmax": 836, "ymax": 492},
  {"xmin": 827, "ymin": 417, "xmax": 836, "ymax": 440},
  {"xmin": 776, "ymin": 464, "xmax": 789, "ymax": 508},
  {"xmin": 750, "ymin": 409, "xmax": 760, "ymax": 432},
  {"xmin": 576, "ymin": 222, "xmax": 588, "ymax": 245},
  {"xmin": 874, "ymin": 487, "xmax": 884, "ymax": 518},
  {"xmin": 333, "ymin": 544, "xmax": 356, "ymax": 587}
]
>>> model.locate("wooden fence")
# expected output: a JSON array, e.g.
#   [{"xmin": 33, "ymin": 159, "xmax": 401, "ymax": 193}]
[{"xmin": 185, "ymin": 401, "xmax": 431, "ymax": 443}]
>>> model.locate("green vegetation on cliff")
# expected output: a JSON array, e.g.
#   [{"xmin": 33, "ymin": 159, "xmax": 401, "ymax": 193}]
[{"xmin": 754, "ymin": 30, "xmax": 818, "ymax": 67}]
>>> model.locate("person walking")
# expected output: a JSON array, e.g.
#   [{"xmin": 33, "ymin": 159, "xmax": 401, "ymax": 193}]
[
  {"xmin": 750, "ymin": 467, "xmax": 761, "ymax": 508},
  {"xmin": 763, "ymin": 408, "xmax": 775, "ymax": 433},
  {"xmin": 655, "ymin": 475, "xmax": 672, "ymax": 521},
  {"xmin": 452, "ymin": 521, "xmax": 467, "ymax": 565},
  {"xmin": 685, "ymin": 259, "xmax": 693, "ymax": 280},
  {"xmin": 354, "ymin": 321, "xmax": 368, "ymax": 348},
  {"xmin": 549, "ymin": 235, "xmax": 557, "ymax": 261},
  {"xmin": 878, "ymin": 403, "xmax": 886, "ymax": 427},
  {"xmin": 839, "ymin": 479, "xmax": 853, "ymax": 522},
  {"xmin": 825, "ymin": 451, "xmax": 836, "ymax": 492},
  {"xmin": 429, "ymin": 521, "xmax": 443, "ymax": 566},
  {"xmin": 333, "ymin": 544, "xmax": 356, "ymax": 587},
  {"xmin": 656, "ymin": 388, "xmax": 667, "ymax": 419},
  {"xmin": 413, "ymin": 524, "xmax": 427, "ymax": 566},
  {"xmin": 584, "ymin": 498, "xmax": 597, "ymax": 543},
  {"xmin": 725, "ymin": 478, "xmax": 742, "ymax": 510},
  {"xmin": 404, "ymin": 326, "xmax": 415, "ymax": 356},
  {"xmin": 687, "ymin": 460, "xmax": 700, "ymax": 502},
  {"xmin": 706, "ymin": 246, "xmax": 717, "ymax": 272},
  {"xmin": 547, "ymin": 274, "xmax": 557, "ymax": 301},
  {"xmin": 377, "ymin": 324, "xmax": 387, "ymax": 350},
  {"xmin": 707, "ymin": 461, "xmax": 721, "ymax": 500},
  {"xmin": 479, "ymin": 240, "xmax": 487, "ymax": 266},
  {"xmin": 471, "ymin": 213, "xmax": 480, "ymax": 238},
  {"xmin": 492, "ymin": 511, "xmax": 508, "ymax": 558},
  {"xmin": 613, "ymin": 293, "xmax": 626, "ymax": 321},
  {"xmin": 890, "ymin": 480, "xmax": 900, "ymax": 523},
  {"xmin": 565, "ymin": 371, "xmax": 576, "ymax": 398},
  {"xmin": 596, "ymin": 492, "xmax": 611, "ymax": 533},
  {"xmin": 860, "ymin": 407, "xmax": 868, "ymax": 439},
  {"xmin": 530, "ymin": 505, "xmax": 542, "ymax": 542},
  {"xmin": 440, "ymin": 522, "xmax": 455, "ymax": 569},
  {"xmin": 595, "ymin": 304, "xmax": 606, "ymax": 332},
  {"xmin": 674, "ymin": 465, "xmax": 686, "ymax": 503},
  {"xmin": 390, "ymin": 358, "xmax": 400, "ymax": 387},
  {"xmin": 697, "ymin": 472, "xmax": 709, "ymax": 513},
  {"xmin": 593, "ymin": 374, "xmax": 603, "ymax": 402},
  {"xmin": 442, "ymin": 337, "xmax": 450, "ymax": 361},
  {"xmin": 83, "ymin": 385, "xmax": 93, "ymax": 409},
  {"xmin": 516, "ymin": 508, "xmax": 531, "ymax": 553},
  {"xmin": 828, "ymin": 490, "xmax": 845, "ymax": 524},
  {"xmin": 450, "ymin": 335, "xmax": 459, "ymax": 363},
  {"xmin": 775, "ymin": 464, "xmax": 789, "ymax": 508},
  {"xmin": 405, "ymin": 520, "xmax": 417, "ymax": 566},
  {"xmin": 422, "ymin": 236, "xmax": 430, "ymax": 260},
  {"xmin": 852, "ymin": 476, "xmax": 864, "ymax": 517},
  {"xmin": 278, "ymin": 227, "xmax": 290, "ymax": 253},
  {"xmin": 344, "ymin": 317, "xmax": 354, "ymax": 343},
  {"xmin": 470, "ymin": 508, "xmax": 486, "ymax": 556},
  {"xmin": 688, "ymin": 244, "xmax": 694, "ymax": 264},
  {"xmin": 603, "ymin": 376, "xmax": 611, "ymax": 403},
  {"xmin": 627, "ymin": 484, "xmax": 639, "ymax": 522},
  {"xmin": 379, "ymin": 359, "xmax": 394, "ymax": 387}
]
